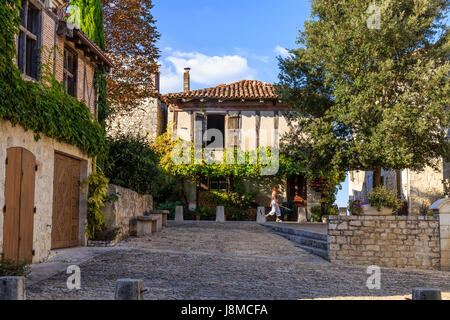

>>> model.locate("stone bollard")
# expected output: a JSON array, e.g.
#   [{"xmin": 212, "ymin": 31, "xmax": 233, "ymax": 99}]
[
  {"xmin": 0, "ymin": 277, "xmax": 26, "ymax": 300},
  {"xmin": 175, "ymin": 206, "xmax": 184, "ymax": 222},
  {"xmin": 412, "ymin": 288, "xmax": 442, "ymax": 300},
  {"xmin": 115, "ymin": 279, "xmax": 144, "ymax": 300},
  {"xmin": 257, "ymin": 207, "xmax": 266, "ymax": 223},
  {"xmin": 297, "ymin": 207, "xmax": 307, "ymax": 223},
  {"xmin": 216, "ymin": 206, "xmax": 225, "ymax": 222}
]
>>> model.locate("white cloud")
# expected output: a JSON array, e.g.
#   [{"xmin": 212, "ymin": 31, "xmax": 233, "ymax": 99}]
[
  {"xmin": 159, "ymin": 51, "xmax": 257, "ymax": 94},
  {"xmin": 274, "ymin": 45, "xmax": 290, "ymax": 58}
]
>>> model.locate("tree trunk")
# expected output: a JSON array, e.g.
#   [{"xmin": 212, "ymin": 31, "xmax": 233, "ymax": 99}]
[{"xmin": 373, "ymin": 167, "xmax": 382, "ymax": 189}]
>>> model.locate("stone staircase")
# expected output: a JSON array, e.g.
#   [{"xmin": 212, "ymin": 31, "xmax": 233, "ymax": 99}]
[{"xmin": 264, "ymin": 224, "xmax": 329, "ymax": 260}]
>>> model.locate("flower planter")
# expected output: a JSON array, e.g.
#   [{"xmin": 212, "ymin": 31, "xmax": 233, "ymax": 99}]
[{"xmin": 361, "ymin": 204, "xmax": 393, "ymax": 216}]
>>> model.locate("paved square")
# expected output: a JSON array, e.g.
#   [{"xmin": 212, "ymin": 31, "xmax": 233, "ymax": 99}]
[{"xmin": 27, "ymin": 222, "xmax": 450, "ymax": 300}]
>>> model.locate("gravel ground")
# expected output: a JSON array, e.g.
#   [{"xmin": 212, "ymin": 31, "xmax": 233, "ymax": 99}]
[{"xmin": 27, "ymin": 221, "xmax": 450, "ymax": 300}]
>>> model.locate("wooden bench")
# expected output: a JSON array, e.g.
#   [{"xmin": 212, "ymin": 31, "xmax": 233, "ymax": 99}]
[
  {"xmin": 144, "ymin": 210, "xmax": 170, "ymax": 228},
  {"xmin": 136, "ymin": 216, "xmax": 158, "ymax": 236}
]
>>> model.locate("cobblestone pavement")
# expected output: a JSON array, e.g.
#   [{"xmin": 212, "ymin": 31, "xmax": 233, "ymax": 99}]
[{"xmin": 27, "ymin": 221, "xmax": 450, "ymax": 300}]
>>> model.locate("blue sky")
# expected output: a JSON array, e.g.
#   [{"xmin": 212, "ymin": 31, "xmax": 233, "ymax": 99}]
[
  {"xmin": 152, "ymin": 0, "xmax": 311, "ymax": 94},
  {"xmin": 151, "ymin": 0, "xmax": 351, "ymax": 206}
]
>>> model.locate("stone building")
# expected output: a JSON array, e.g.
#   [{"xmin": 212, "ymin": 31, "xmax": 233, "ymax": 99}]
[
  {"xmin": 163, "ymin": 68, "xmax": 321, "ymax": 215},
  {"xmin": 0, "ymin": 0, "xmax": 112, "ymax": 263},
  {"xmin": 107, "ymin": 72, "xmax": 168, "ymax": 142},
  {"xmin": 349, "ymin": 162, "xmax": 449, "ymax": 215}
]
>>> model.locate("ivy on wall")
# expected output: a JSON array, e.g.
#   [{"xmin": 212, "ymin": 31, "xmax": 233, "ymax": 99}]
[{"xmin": 0, "ymin": 1, "xmax": 105, "ymax": 157}]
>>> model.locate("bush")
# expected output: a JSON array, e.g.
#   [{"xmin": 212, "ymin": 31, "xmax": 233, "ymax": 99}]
[
  {"xmin": 0, "ymin": 259, "xmax": 30, "ymax": 277},
  {"xmin": 81, "ymin": 168, "xmax": 110, "ymax": 240},
  {"xmin": 104, "ymin": 133, "xmax": 160, "ymax": 195},
  {"xmin": 157, "ymin": 201, "xmax": 183, "ymax": 220},
  {"xmin": 368, "ymin": 186, "xmax": 401, "ymax": 212}
]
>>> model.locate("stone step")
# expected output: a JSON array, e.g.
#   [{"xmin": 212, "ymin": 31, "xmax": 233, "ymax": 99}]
[
  {"xmin": 294, "ymin": 244, "xmax": 329, "ymax": 260},
  {"xmin": 264, "ymin": 224, "xmax": 328, "ymax": 241},
  {"xmin": 274, "ymin": 232, "xmax": 328, "ymax": 251}
]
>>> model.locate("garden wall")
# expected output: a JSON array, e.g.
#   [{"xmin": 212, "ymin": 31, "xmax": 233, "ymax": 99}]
[
  {"xmin": 327, "ymin": 215, "xmax": 441, "ymax": 270},
  {"xmin": 102, "ymin": 184, "xmax": 153, "ymax": 240}
]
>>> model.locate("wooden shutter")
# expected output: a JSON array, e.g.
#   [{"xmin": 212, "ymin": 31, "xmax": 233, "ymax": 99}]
[{"xmin": 3, "ymin": 147, "xmax": 36, "ymax": 262}]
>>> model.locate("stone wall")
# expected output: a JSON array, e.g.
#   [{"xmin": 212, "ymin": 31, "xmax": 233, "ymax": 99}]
[
  {"xmin": 107, "ymin": 98, "xmax": 167, "ymax": 143},
  {"xmin": 101, "ymin": 184, "xmax": 153, "ymax": 239},
  {"xmin": 0, "ymin": 120, "xmax": 91, "ymax": 263},
  {"xmin": 327, "ymin": 215, "xmax": 441, "ymax": 270}
]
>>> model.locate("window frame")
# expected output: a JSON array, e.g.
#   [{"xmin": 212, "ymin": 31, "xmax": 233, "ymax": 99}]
[
  {"xmin": 17, "ymin": 0, "xmax": 42, "ymax": 80},
  {"xmin": 63, "ymin": 46, "xmax": 78, "ymax": 98}
]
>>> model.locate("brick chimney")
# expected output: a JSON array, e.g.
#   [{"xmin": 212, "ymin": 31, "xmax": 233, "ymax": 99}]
[
  {"xmin": 152, "ymin": 71, "xmax": 160, "ymax": 93},
  {"xmin": 183, "ymin": 67, "xmax": 191, "ymax": 92}
]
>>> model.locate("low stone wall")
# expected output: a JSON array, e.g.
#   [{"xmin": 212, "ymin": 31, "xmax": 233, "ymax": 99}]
[
  {"xmin": 102, "ymin": 184, "xmax": 153, "ymax": 240},
  {"xmin": 327, "ymin": 216, "xmax": 441, "ymax": 270}
]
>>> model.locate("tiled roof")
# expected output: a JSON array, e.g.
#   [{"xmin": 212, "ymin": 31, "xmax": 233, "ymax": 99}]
[{"xmin": 164, "ymin": 80, "xmax": 278, "ymax": 101}]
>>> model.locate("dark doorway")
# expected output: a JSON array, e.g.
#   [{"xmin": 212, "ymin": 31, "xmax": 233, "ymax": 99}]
[{"xmin": 287, "ymin": 175, "xmax": 307, "ymax": 219}]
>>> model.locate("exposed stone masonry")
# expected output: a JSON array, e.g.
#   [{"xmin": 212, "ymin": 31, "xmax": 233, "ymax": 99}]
[{"xmin": 328, "ymin": 216, "xmax": 441, "ymax": 270}]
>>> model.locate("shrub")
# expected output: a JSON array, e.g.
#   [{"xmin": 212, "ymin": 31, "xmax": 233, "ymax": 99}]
[
  {"xmin": 368, "ymin": 186, "xmax": 401, "ymax": 212},
  {"xmin": 81, "ymin": 168, "xmax": 110, "ymax": 240},
  {"xmin": 104, "ymin": 133, "xmax": 160, "ymax": 195},
  {"xmin": 0, "ymin": 259, "xmax": 30, "ymax": 277},
  {"xmin": 157, "ymin": 201, "xmax": 183, "ymax": 220},
  {"xmin": 348, "ymin": 199, "xmax": 366, "ymax": 215}
]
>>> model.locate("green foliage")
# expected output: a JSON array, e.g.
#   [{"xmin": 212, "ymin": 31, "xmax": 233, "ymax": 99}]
[
  {"xmin": 277, "ymin": 0, "xmax": 450, "ymax": 177},
  {"xmin": 157, "ymin": 201, "xmax": 183, "ymax": 219},
  {"xmin": 368, "ymin": 186, "xmax": 401, "ymax": 212},
  {"xmin": 153, "ymin": 128, "xmax": 306, "ymax": 181},
  {"xmin": 104, "ymin": 133, "xmax": 160, "ymax": 195},
  {"xmin": 0, "ymin": 258, "xmax": 30, "ymax": 277},
  {"xmin": 203, "ymin": 190, "xmax": 258, "ymax": 209},
  {"xmin": 310, "ymin": 205, "xmax": 322, "ymax": 216},
  {"xmin": 0, "ymin": 2, "xmax": 105, "ymax": 157},
  {"xmin": 71, "ymin": 0, "xmax": 105, "ymax": 50},
  {"xmin": 82, "ymin": 168, "xmax": 110, "ymax": 239}
]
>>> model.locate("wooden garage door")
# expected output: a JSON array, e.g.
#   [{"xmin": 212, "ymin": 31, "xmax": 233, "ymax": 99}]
[
  {"xmin": 51, "ymin": 153, "xmax": 80, "ymax": 249},
  {"xmin": 2, "ymin": 147, "xmax": 36, "ymax": 263}
]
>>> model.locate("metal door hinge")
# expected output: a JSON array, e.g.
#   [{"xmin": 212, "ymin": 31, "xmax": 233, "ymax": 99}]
[
  {"xmin": 2, "ymin": 205, "xmax": 5, "ymax": 213},
  {"xmin": 32, "ymin": 250, "xmax": 35, "ymax": 256},
  {"xmin": 35, "ymin": 164, "xmax": 38, "ymax": 171},
  {"xmin": 33, "ymin": 207, "xmax": 36, "ymax": 214},
  {"xmin": 5, "ymin": 157, "xmax": 8, "ymax": 165}
]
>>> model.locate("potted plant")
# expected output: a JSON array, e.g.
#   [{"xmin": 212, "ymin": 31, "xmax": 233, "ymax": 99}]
[
  {"xmin": 364, "ymin": 186, "xmax": 401, "ymax": 215},
  {"xmin": 348, "ymin": 199, "xmax": 365, "ymax": 215}
]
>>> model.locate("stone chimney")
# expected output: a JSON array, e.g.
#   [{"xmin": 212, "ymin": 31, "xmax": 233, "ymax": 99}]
[
  {"xmin": 152, "ymin": 71, "xmax": 160, "ymax": 93},
  {"xmin": 183, "ymin": 67, "xmax": 191, "ymax": 92}
]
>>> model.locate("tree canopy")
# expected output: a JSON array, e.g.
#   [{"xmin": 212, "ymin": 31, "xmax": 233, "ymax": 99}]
[
  {"xmin": 277, "ymin": 0, "xmax": 450, "ymax": 186},
  {"xmin": 103, "ymin": 0, "xmax": 161, "ymax": 111}
]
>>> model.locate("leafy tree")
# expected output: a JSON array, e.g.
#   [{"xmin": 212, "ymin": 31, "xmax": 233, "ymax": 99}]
[
  {"xmin": 277, "ymin": 0, "xmax": 450, "ymax": 188},
  {"xmin": 103, "ymin": 0, "xmax": 161, "ymax": 111}
]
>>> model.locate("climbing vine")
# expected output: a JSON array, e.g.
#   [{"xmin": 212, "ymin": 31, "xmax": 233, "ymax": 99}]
[
  {"xmin": 81, "ymin": 168, "xmax": 110, "ymax": 239},
  {"xmin": 0, "ymin": 1, "xmax": 105, "ymax": 157}
]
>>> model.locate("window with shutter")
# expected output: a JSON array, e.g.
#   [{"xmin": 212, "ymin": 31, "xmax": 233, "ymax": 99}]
[{"xmin": 17, "ymin": 0, "xmax": 41, "ymax": 80}]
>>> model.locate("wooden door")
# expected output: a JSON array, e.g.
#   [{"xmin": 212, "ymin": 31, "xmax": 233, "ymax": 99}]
[
  {"xmin": 51, "ymin": 153, "xmax": 80, "ymax": 249},
  {"xmin": 3, "ymin": 147, "xmax": 36, "ymax": 262}
]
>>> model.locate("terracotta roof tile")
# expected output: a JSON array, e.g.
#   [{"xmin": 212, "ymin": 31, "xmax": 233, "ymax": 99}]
[{"xmin": 164, "ymin": 80, "xmax": 278, "ymax": 101}]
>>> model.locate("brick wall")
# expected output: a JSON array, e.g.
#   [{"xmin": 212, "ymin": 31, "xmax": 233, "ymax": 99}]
[{"xmin": 328, "ymin": 215, "xmax": 441, "ymax": 270}]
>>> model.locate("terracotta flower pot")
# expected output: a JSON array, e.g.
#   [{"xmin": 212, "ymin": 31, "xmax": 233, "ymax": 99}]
[{"xmin": 362, "ymin": 204, "xmax": 393, "ymax": 216}]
